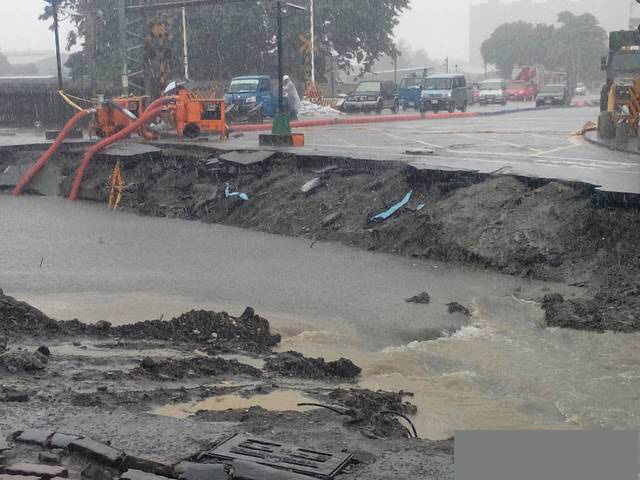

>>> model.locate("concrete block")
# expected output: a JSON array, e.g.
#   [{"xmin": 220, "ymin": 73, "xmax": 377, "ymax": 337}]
[
  {"xmin": 176, "ymin": 463, "xmax": 228, "ymax": 480},
  {"xmin": 120, "ymin": 469, "xmax": 174, "ymax": 480}
]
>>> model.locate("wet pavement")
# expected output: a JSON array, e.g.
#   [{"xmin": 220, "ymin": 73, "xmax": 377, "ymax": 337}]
[{"xmin": 3, "ymin": 106, "xmax": 639, "ymax": 194}]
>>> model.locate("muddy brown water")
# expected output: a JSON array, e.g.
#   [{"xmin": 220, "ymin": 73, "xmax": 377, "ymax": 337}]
[{"xmin": 2, "ymin": 196, "xmax": 640, "ymax": 440}]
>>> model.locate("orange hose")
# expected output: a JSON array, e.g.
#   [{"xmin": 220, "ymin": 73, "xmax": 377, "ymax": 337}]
[
  {"xmin": 12, "ymin": 109, "xmax": 91, "ymax": 196},
  {"xmin": 68, "ymin": 105, "xmax": 168, "ymax": 201}
]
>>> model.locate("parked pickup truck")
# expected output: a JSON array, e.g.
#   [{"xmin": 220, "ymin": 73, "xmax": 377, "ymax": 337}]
[
  {"xmin": 224, "ymin": 75, "xmax": 276, "ymax": 124},
  {"xmin": 342, "ymin": 81, "xmax": 399, "ymax": 114}
]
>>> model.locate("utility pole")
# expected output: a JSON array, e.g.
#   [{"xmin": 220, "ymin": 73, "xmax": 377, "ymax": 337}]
[
  {"xmin": 444, "ymin": 57, "xmax": 449, "ymax": 74},
  {"xmin": 310, "ymin": 0, "xmax": 315, "ymax": 85},
  {"xmin": 277, "ymin": 1, "xmax": 284, "ymax": 116},
  {"xmin": 182, "ymin": 7, "xmax": 189, "ymax": 79},
  {"xmin": 118, "ymin": 0, "xmax": 128, "ymax": 95},
  {"xmin": 48, "ymin": 0, "xmax": 64, "ymax": 90}
]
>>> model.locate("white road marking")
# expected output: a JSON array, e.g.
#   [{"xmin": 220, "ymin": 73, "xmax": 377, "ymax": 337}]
[{"xmin": 454, "ymin": 132, "xmax": 544, "ymax": 153}]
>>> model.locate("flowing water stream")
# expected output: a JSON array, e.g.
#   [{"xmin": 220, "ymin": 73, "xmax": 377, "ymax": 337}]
[{"xmin": 2, "ymin": 196, "xmax": 639, "ymax": 441}]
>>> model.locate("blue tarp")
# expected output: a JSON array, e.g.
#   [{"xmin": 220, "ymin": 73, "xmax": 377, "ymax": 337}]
[
  {"xmin": 371, "ymin": 191, "xmax": 413, "ymax": 221},
  {"xmin": 225, "ymin": 183, "xmax": 249, "ymax": 201}
]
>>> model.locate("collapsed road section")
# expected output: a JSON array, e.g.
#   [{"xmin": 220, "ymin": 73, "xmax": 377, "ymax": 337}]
[{"xmin": 2, "ymin": 143, "xmax": 638, "ymax": 333}]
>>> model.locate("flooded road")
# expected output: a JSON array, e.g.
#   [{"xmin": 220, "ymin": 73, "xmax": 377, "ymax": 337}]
[{"xmin": 2, "ymin": 196, "xmax": 640, "ymax": 440}]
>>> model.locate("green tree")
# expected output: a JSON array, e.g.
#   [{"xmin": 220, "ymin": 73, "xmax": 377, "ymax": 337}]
[
  {"xmin": 41, "ymin": 0, "xmax": 409, "ymax": 90},
  {"xmin": 549, "ymin": 11, "xmax": 607, "ymax": 87},
  {"xmin": 481, "ymin": 21, "xmax": 553, "ymax": 79}
]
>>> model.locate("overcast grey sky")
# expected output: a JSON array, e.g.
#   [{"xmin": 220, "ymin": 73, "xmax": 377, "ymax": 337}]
[{"xmin": 1, "ymin": 1, "xmax": 490, "ymax": 62}]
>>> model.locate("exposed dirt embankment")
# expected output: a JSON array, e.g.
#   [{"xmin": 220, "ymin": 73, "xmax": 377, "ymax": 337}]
[{"xmin": 9, "ymin": 148, "xmax": 640, "ymax": 332}]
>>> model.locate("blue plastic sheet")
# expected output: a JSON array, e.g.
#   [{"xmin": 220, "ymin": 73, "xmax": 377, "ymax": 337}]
[
  {"xmin": 371, "ymin": 191, "xmax": 412, "ymax": 221},
  {"xmin": 225, "ymin": 183, "xmax": 249, "ymax": 201}
]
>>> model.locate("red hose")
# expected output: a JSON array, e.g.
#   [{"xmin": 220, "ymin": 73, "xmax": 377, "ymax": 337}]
[
  {"xmin": 229, "ymin": 111, "xmax": 478, "ymax": 133},
  {"xmin": 12, "ymin": 109, "xmax": 90, "ymax": 196},
  {"xmin": 68, "ymin": 105, "xmax": 167, "ymax": 201}
]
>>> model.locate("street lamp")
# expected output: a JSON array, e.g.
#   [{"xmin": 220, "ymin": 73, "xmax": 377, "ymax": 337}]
[{"xmin": 45, "ymin": 0, "xmax": 64, "ymax": 90}]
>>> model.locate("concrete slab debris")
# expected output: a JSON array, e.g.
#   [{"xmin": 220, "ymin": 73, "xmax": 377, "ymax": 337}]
[
  {"xmin": 68, "ymin": 438, "xmax": 124, "ymax": 467},
  {"xmin": 219, "ymin": 151, "xmax": 275, "ymax": 166},
  {"xmin": 120, "ymin": 469, "xmax": 173, "ymax": 480},
  {"xmin": 15, "ymin": 430, "xmax": 54, "ymax": 447},
  {"xmin": 97, "ymin": 143, "xmax": 162, "ymax": 160},
  {"xmin": 2, "ymin": 463, "xmax": 68, "ymax": 479},
  {"xmin": 49, "ymin": 434, "xmax": 82, "ymax": 449},
  {"xmin": 0, "ymin": 436, "xmax": 9, "ymax": 452}
]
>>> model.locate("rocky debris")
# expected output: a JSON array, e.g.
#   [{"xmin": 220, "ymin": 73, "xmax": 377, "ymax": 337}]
[
  {"xmin": 36, "ymin": 346, "xmax": 50, "ymax": 357},
  {"xmin": 301, "ymin": 177, "xmax": 321, "ymax": 194},
  {"xmin": 324, "ymin": 389, "xmax": 418, "ymax": 438},
  {"xmin": 0, "ymin": 350, "xmax": 49, "ymax": 373},
  {"xmin": 37, "ymin": 453, "xmax": 61, "ymax": 466},
  {"xmin": 0, "ymin": 392, "xmax": 28, "ymax": 403},
  {"xmin": 112, "ymin": 307, "xmax": 281, "ymax": 352},
  {"xmin": 405, "ymin": 292, "xmax": 431, "ymax": 305},
  {"xmin": 542, "ymin": 289, "xmax": 640, "ymax": 333},
  {"xmin": 94, "ymin": 321, "xmax": 112, "ymax": 331},
  {"xmin": 265, "ymin": 351, "xmax": 361, "ymax": 379},
  {"xmin": 446, "ymin": 302, "xmax": 471, "ymax": 317},
  {"xmin": 133, "ymin": 356, "xmax": 262, "ymax": 379},
  {"xmin": 1, "ymin": 464, "xmax": 68, "ymax": 479},
  {"xmin": 321, "ymin": 212, "xmax": 342, "ymax": 227},
  {"xmin": 80, "ymin": 464, "xmax": 113, "ymax": 480}
]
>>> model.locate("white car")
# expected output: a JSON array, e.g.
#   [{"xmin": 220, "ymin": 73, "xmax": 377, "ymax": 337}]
[
  {"xmin": 478, "ymin": 79, "xmax": 508, "ymax": 106},
  {"xmin": 575, "ymin": 83, "xmax": 587, "ymax": 96}
]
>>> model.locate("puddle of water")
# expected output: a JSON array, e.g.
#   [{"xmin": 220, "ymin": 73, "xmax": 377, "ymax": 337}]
[{"xmin": 153, "ymin": 390, "xmax": 315, "ymax": 419}]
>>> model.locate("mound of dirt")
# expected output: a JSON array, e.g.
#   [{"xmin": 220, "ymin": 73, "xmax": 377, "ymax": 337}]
[
  {"xmin": 542, "ymin": 292, "xmax": 640, "ymax": 332},
  {"xmin": 0, "ymin": 290, "xmax": 60, "ymax": 338},
  {"xmin": 265, "ymin": 351, "xmax": 361, "ymax": 379},
  {"xmin": 132, "ymin": 355, "xmax": 262, "ymax": 379},
  {"xmin": 111, "ymin": 307, "xmax": 281, "ymax": 352}
]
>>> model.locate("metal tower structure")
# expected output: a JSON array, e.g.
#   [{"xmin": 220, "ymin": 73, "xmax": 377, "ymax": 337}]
[{"xmin": 117, "ymin": 0, "xmax": 256, "ymax": 96}]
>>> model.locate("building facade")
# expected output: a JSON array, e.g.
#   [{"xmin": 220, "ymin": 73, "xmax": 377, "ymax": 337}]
[{"xmin": 469, "ymin": 0, "xmax": 630, "ymax": 66}]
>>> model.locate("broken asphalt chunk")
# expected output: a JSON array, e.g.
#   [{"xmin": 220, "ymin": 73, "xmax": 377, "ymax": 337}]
[
  {"xmin": 2, "ymin": 463, "xmax": 68, "ymax": 479},
  {"xmin": 69, "ymin": 438, "xmax": 124, "ymax": 467}
]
